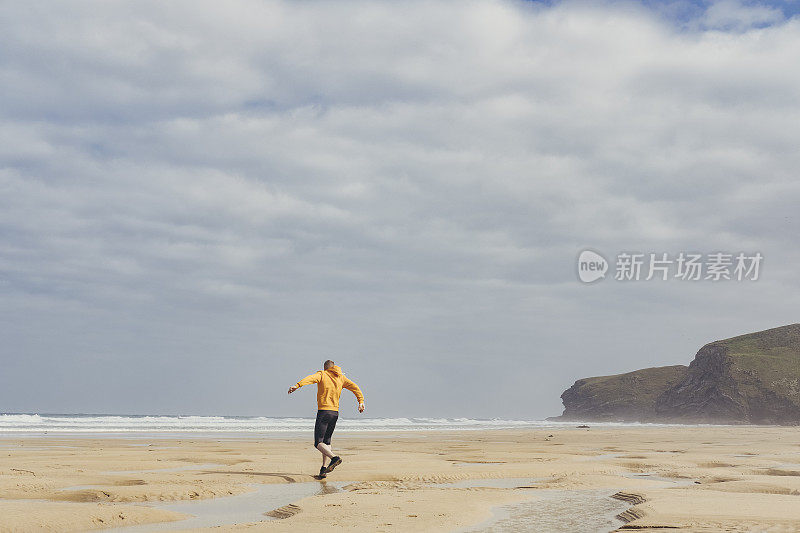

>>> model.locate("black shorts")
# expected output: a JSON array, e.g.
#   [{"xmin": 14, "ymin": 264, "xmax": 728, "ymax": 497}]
[{"xmin": 314, "ymin": 410, "xmax": 338, "ymax": 447}]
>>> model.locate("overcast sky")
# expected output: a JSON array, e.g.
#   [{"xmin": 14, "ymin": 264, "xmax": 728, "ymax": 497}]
[{"xmin": 1, "ymin": 0, "xmax": 798, "ymax": 419}]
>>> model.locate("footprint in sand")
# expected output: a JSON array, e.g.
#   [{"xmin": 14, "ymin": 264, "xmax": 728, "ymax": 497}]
[{"xmin": 265, "ymin": 503, "xmax": 302, "ymax": 519}]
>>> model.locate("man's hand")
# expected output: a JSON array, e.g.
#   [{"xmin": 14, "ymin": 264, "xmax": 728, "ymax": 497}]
[
  {"xmin": 358, "ymin": 402, "xmax": 365, "ymax": 413},
  {"xmin": 288, "ymin": 385, "xmax": 298, "ymax": 394}
]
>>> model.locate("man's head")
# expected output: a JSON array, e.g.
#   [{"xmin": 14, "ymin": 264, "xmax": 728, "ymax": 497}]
[{"xmin": 324, "ymin": 360, "xmax": 335, "ymax": 370}]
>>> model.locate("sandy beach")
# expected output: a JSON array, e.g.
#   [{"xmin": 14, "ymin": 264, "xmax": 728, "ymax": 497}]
[{"xmin": 1, "ymin": 426, "xmax": 800, "ymax": 532}]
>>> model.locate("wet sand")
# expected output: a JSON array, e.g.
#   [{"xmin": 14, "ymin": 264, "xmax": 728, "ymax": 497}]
[{"xmin": 2, "ymin": 426, "xmax": 800, "ymax": 531}]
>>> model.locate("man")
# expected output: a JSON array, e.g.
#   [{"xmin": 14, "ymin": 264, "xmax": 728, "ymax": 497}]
[{"xmin": 288, "ymin": 360, "xmax": 365, "ymax": 478}]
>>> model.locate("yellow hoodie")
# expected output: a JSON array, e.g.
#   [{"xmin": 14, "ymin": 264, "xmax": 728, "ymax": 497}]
[{"xmin": 295, "ymin": 365, "xmax": 364, "ymax": 412}]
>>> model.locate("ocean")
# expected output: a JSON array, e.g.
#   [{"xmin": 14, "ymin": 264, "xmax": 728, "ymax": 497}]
[{"xmin": 0, "ymin": 413, "xmax": 684, "ymax": 434}]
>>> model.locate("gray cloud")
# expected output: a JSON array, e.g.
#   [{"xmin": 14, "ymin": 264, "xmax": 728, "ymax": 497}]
[{"xmin": 1, "ymin": 0, "xmax": 798, "ymax": 418}]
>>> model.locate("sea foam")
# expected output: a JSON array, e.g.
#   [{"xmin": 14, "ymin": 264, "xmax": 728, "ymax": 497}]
[{"xmin": 0, "ymin": 413, "xmax": 683, "ymax": 434}]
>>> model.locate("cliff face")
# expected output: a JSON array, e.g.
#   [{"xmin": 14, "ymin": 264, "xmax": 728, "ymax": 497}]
[
  {"xmin": 555, "ymin": 324, "xmax": 800, "ymax": 425},
  {"xmin": 556, "ymin": 365, "xmax": 688, "ymax": 422},
  {"xmin": 656, "ymin": 324, "xmax": 800, "ymax": 424}
]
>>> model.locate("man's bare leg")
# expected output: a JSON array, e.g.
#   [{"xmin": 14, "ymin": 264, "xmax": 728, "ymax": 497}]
[
  {"xmin": 315, "ymin": 443, "xmax": 332, "ymax": 478},
  {"xmin": 320, "ymin": 449, "xmax": 329, "ymax": 469},
  {"xmin": 317, "ymin": 442, "xmax": 342, "ymax": 473},
  {"xmin": 316, "ymin": 442, "xmax": 335, "ymax": 460}
]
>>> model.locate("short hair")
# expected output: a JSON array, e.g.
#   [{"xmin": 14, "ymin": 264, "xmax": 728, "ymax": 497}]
[{"xmin": 324, "ymin": 360, "xmax": 335, "ymax": 370}]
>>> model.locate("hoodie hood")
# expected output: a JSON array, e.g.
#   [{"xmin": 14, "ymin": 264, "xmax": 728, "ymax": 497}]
[{"xmin": 326, "ymin": 365, "xmax": 343, "ymax": 377}]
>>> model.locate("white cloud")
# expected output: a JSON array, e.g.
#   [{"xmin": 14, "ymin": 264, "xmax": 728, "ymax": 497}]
[{"xmin": 701, "ymin": 0, "xmax": 784, "ymax": 31}]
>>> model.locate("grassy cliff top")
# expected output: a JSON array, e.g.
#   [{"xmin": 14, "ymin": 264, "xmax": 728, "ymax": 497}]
[
  {"xmin": 716, "ymin": 323, "xmax": 800, "ymax": 352},
  {"xmin": 713, "ymin": 323, "xmax": 799, "ymax": 363},
  {"xmin": 712, "ymin": 323, "xmax": 800, "ymax": 399}
]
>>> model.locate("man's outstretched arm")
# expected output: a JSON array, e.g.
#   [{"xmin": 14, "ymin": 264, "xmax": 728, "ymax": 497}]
[
  {"xmin": 343, "ymin": 378, "xmax": 365, "ymax": 412},
  {"xmin": 288, "ymin": 372, "xmax": 321, "ymax": 394}
]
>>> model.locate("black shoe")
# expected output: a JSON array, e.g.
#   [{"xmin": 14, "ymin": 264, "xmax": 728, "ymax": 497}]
[
  {"xmin": 318, "ymin": 466, "xmax": 327, "ymax": 479},
  {"xmin": 325, "ymin": 456, "xmax": 342, "ymax": 473}
]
